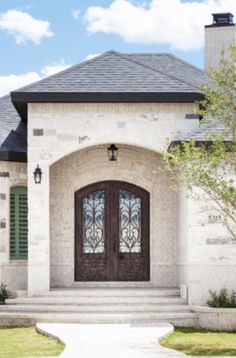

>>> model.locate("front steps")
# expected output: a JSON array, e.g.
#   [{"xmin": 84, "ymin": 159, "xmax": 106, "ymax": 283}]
[{"xmin": 1, "ymin": 287, "xmax": 198, "ymax": 327}]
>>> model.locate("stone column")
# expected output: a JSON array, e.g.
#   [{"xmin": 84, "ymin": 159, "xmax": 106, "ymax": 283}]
[
  {"xmin": 28, "ymin": 161, "xmax": 50, "ymax": 296},
  {"xmin": 177, "ymin": 185, "xmax": 190, "ymax": 288},
  {"xmin": 0, "ymin": 171, "xmax": 9, "ymax": 284}
]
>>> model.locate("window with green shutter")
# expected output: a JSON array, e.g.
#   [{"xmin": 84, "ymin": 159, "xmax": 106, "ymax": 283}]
[{"xmin": 10, "ymin": 186, "xmax": 28, "ymax": 260}]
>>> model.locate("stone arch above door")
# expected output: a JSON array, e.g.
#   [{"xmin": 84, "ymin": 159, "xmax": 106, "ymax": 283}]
[
  {"xmin": 49, "ymin": 145, "xmax": 177, "ymax": 288},
  {"xmin": 74, "ymin": 181, "xmax": 150, "ymax": 281}
]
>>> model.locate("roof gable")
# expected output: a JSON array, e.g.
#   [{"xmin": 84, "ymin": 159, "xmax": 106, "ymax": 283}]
[{"xmin": 13, "ymin": 50, "xmax": 199, "ymax": 94}]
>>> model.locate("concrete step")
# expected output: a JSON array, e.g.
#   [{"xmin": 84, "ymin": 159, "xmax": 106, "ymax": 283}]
[
  {"xmin": 1, "ymin": 287, "xmax": 198, "ymax": 328},
  {"xmin": 0, "ymin": 311, "xmax": 198, "ymax": 327},
  {"xmin": 69, "ymin": 282, "xmax": 168, "ymax": 288},
  {"xmin": 6, "ymin": 296, "xmax": 185, "ymax": 305},
  {"xmin": 1, "ymin": 303, "xmax": 190, "ymax": 313},
  {"xmin": 15, "ymin": 286, "xmax": 180, "ymax": 298},
  {"xmin": 47, "ymin": 287, "xmax": 180, "ymax": 297}
]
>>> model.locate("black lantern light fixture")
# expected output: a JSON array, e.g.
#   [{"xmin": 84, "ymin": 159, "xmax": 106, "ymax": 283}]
[
  {"xmin": 108, "ymin": 144, "xmax": 118, "ymax": 161},
  {"xmin": 34, "ymin": 164, "xmax": 42, "ymax": 184}
]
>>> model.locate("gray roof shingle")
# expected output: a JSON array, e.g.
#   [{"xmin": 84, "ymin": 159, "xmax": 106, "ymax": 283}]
[
  {"xmin": 0, "ymin": 120, "xmax": 27, "ymax": 152},
  {"xmin": 124, "ymin": 53, "xmax": 208, "ymax": 88},
  {"xmin": 12, "ymin": 51, "xmax": 206, "ymax": 94},
  {"xmin": 0, "ymin": 95, "xmax": 22, "ymax": 147},
  {"xmin": 174, "ymin": 119, "xmax": 232, "ymax": 142}
]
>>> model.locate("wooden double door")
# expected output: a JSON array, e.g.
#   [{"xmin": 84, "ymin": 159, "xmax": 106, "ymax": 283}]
[{"xmin": 75, "ymin": 181, "xmax": 150, "ymax": 281}]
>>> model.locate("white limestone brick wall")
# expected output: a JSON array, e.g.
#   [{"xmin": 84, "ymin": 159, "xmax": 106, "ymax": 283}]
[
  {"xmin": 27, "ymin": 102, "xmax": 197, "ymax": 295},
  {"xmin": 177, "ymin": 185, "xmax": 189, "ymax": 288},
  {"xmin": 1, "ymin": 101, "xmax": 234, "ymax": 302},
  {"xmin": 205, "ymin": 26, "xmax": 236, "ymax": 71},
  {"xmin": 28, "ymin": 102, "xmax": 197, "ymax": 164},
  {"xmin": 0, "ymin": 161, "xmax": 27, "ymax": 290},
  {"xmin": 182, "ymin": 185, "xmax": 236, "ymax": 305},
  {"xmin": 50, "ymin": 145, "xmax": 177, "ymax": 287}
]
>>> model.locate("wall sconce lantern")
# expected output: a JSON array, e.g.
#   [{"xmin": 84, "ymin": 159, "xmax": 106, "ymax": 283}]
[
  {"xmin": 108, "ymin": 144, "xmax": 118, "ymax": 161},
  {"xmin": 34, "ymin": 164, "xmax": 42, "ymax": 184}
]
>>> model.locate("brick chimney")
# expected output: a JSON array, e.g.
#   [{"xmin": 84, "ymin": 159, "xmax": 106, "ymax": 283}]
[{"xmin": 205, "ymin": 13, "xmax": 236, "ymax": 71}]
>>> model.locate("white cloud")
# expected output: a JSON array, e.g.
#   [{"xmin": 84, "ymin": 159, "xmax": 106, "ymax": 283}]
[
  {"xmin": 72, "ymin": 8, "xmax": 80, "ymax": 20},
  {"xmin": 0, "ymin": 61, "xmax": 70, "ymax": 96},
  {"xmin": 0, "ymin": 9, "xmax": 53, "ymax": 44},
  {"xmin": 85, "ymin": 0, "xmax": 236, "ymax": 51},
  {"xmin": 41, "ymin": 60, "xmax": 70, "ymax": 77},
  {"xmin": 0, "ymin": 72, "xmax": 41, "ymax": 96},
  {"xmin": 85, "ymin": 53, "xmax": 101, "ymax": 61},
  {"xmin": 25, "ymin": 4, "xmax": 34, "ymax": 10}
]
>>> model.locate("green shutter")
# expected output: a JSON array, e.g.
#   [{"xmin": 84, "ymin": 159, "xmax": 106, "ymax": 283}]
[{"xmin": 10, "ymin": 186, "xmax": 28, "ymax": 260}]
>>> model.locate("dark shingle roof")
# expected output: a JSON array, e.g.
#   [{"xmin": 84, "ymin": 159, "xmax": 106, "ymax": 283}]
[
  {"xmin": 174, "ymin": 119, "xmax": 232, "ymax": 142},
  {"xmin": 1, "ymin": 120, "xmax": 27, "ymax": 152},
  {"xmin": 12, "ymin": 51, "xmax": 205, "ymax": 93},
  {"xmin": 0, "ymin": 95, "xmax": 27, "ymax": 161},
  {"xmin": 124, "ymin": 53, "xmax": 208, "ymax": 88},
  {"xmin": 0, "ymin": 95, "xmax": 21, "ymax": 147}
]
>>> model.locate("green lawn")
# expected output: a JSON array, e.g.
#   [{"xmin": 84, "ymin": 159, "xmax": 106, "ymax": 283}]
[
  {"xmin": 0, "ymin": 326, "xmax": 64, "ymax": 357},
  {"xmin": 160, "ymin": 327, "xmax": 236, "ymax": 356}
]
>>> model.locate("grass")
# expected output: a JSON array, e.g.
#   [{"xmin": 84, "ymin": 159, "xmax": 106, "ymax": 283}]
[
  {"xmin": 160, "ymin": 327, "xmax": 236, "ymax": 356},
  {"xmin": 0, "ymin": 326, "xmax": 64, "ymax": 357}
]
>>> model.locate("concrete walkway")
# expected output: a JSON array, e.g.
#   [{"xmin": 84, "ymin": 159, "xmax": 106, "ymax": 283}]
[{"xmin": 37, "ymin": 322, "xmax": 186, "ymax": 357}]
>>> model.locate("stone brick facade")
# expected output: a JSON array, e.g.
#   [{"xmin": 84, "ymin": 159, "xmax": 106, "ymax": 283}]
[
  {"xmin": 26, "ymin": 102, "xmax": 197, "ymax": 295},
  {"xmin": 205, "ymin": 25, "xmax": 236, "ymax": 71},
  {"xmin": 0, "ymin": 101, "xmax": 235, "ymax": 305}
]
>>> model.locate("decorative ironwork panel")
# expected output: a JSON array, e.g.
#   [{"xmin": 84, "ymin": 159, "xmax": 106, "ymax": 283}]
[
  {"xmin": 83, "ymin": 191, "xmax": 105, "ymax": 253},
  {"xmin": 119, "ymin": 190, "xmax": 141, "ymax": 253}
]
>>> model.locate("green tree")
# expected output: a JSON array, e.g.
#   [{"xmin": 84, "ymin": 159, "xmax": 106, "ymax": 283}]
[
  {"xmin": 199, "ymin": 45, "xmax": 236, "ymax": 139},
  {"xmin": 165, "ymin": 45, "xmax": 236, "ymax": 239}
]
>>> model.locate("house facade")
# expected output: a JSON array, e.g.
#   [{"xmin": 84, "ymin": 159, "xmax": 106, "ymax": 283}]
[{"xmin": 0, "ymin": 13, "xmax": 235, "ymax": 307}]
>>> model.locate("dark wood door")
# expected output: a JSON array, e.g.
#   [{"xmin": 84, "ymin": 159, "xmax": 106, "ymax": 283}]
[{"xmin": 75, "ymin": 181, "xmax": 150, "ymax": 281}]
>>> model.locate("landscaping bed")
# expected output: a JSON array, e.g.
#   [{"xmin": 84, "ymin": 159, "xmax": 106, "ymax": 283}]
[
  {"xmin": 160, "ymin": 327, "xmax": 236, "ymax": 356},
  {"xmin": 0, "ymin": 326, "xmax": 64, "ymax": 357}
]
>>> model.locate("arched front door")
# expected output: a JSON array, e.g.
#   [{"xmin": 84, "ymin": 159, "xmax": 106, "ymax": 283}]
[{"xmin": 75, "ymin": 181, "xmax": 150, "ymax": 281}]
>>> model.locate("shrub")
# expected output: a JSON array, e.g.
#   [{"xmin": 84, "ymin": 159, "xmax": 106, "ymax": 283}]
[
  {"xmin": 0, "ymin": 284, "xmax": 11, "ymax": 304},
  {"xmin": 207, "ymin": 288, "xmax": 236, "ymax": 308}
]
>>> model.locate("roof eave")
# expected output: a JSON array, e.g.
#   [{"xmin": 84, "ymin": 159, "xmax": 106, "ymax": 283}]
[
  {"xmin": 0, "ymin": 151, "xmax": 27, "ymax": 162},
  {"xmin": 11, "ymin": 91, "xmax": 204, "ymax": 121}
]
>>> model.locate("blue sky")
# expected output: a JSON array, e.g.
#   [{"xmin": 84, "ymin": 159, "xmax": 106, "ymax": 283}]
[{"xmin": 0, "ymin": 0, "xmax": 236, "ymax": 95}]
